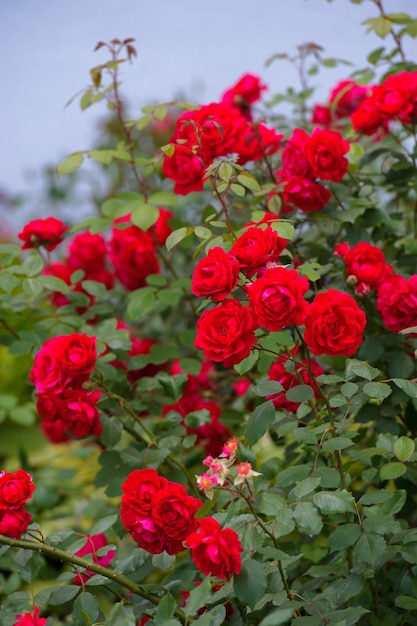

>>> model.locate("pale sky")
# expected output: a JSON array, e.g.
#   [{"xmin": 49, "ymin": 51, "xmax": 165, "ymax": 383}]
[{"xmin": 1, "ymin": 0, "xmax": 416, "ymax": 201}]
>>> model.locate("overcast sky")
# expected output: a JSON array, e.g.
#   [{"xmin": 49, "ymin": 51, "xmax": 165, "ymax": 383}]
[{"xmin": 1, "ymin": 0, "xmax": 416, "ymax": 200}]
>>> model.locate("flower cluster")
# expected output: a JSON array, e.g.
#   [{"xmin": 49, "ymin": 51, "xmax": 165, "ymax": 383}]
[
  {"xmin": 120, "ymin": 468, "xmax": 203, "ymax": 555},
  {"xmin": 278, "ymin": 127, "xmax": 349, "ymax": 213},
  {"xmin": 0, "ymin": 469, "xmax": 35, "ymax": 539},
  {"xmin": 312, "ymin": 79, "xmax": 370, "ymax": 127},
  {"xmin": 162, "ymin": 75, "xmax": 282, "ymax": 194},
  {"xmin": 31, "ymin": 333, "xmax": 100, "ymax": 442},
  {"xmin": 351, "ymin": 71, "xmax": 417, "ymax": 135},
  {"xmin": 335, "ymin": 241, "xmax": 393, "ymax": 295},
  {"xmin": 196, "ymin": 438, "xmax": 261, "ymax": 498}
]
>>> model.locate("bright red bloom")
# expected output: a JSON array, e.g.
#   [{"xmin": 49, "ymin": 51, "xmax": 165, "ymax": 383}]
[
  {"xmin": 329, "ymin": 79, "xmax": 369, "ymax": 118},
  {"xmin": 121, "ymin": 469, "xmax": 168, "ymax": 514},
  {"xmin": 236, "ymin": 123, "xmax": 283, "ymax": 164},
  {"xmin": 282, "ymin": 176, "xmax": 331, "ymax": 213},
  {"xmin": 73, "ymin": 533, "xmax": 116, "ymax": 585},
  {"xmin": 222, "ymin": 73, "xmax": 267, "ymax": 111},
  {"xmin": 60, "ymin": 389, "xmax": 102, "ymax": 439},
  {"xmin": 194, "ymin": 299, "xmax": 258, "ymax": 368},
  {"xmin": 304, "ymin": 128, "xmax": 350, "ymax": 182},
  {"xmin": 68, "ymin": 231, "xmax": 108, "ymax": 274},
  {"xmin": 0, "ymin": 507, "xmax": 32, "ymax": 539},
  {"xmin": 281, "ymin": 128, "xmax": 312, "ymax": 178},
  {"xmin": 30, "ymin": 333, "xmax": 97, "ymax": 394},
  {"xmin": 351, "ymin": 96, "xmax": 383, "ymax": 135},
  {"xmin": 36, "ymin": 393, "xmax": 71, "ymax": 443},
  {"xmin": 248, "ymin": 267, "xmax": 310, "ymax": 332},
  {"xmin": 18, "ymin": 217, "xmax": 68, "ymax": 251},
  {"xmin": 162, "ymin": 144, "xmax": 206, "ymax": 195},
  {"xmin": 335, "ymin": 241, "xmax": 393, "ymax": 294},
  {"xmin": 109, "ymin": 215, "xmax": 160, "ymax": 290},
  {"xmin": 0, "ymin": 470, "xmax": 35, "ymax": 510},
  {"xmin": 151, "ymin": 207, "xmax": 173, "ymax": 245},
  {"xmin": 191, "ymin": 247, "xmax": 241, "ymax": 302},
  {"xmin": 186, "ymin": 516, "xmax": 243, "ymax": 580},
  {"xmin": 231, "ymin": 226, "xmax": 287, "ymax": 277},
  {"xmin": 304, "ymin": 289, "xmax": 366, "ymax": 356},
  {"xmin": 13, "ymin": 606, "xmax": 47, "ymax": 626},
  {"xmin": 152, "ymin": 482, "xmax": 203, "ymax": 555},
  {"xmin": 377, "ymin": 274, "xmax": 417, "ymax": 334}
]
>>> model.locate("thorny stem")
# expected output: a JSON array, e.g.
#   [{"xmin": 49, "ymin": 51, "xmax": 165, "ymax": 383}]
[{"xmin": 0, "ymin": 534, "xmax": 190, "ymax": 624}]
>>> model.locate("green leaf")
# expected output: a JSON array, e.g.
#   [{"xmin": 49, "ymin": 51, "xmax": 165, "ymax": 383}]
[
  {"xmin": 270, "ymin": 221, "xmax": 294, "ymax": 240},
  {"xmin": 395, "ymin": 595, "xmax": 417, "ymax": 610},
  {"xmin": 48, "ymin": 585, "xmax": 80, "ymax": 605},
  {"xmin": 252, "ymin": 380, "xmax": 284, "ymax": 397},
  {"xmin": 154, "ymin": 593, "xmax": 177, "ymax": 626},
  {"xmin": 57, "ymin": 153, "xmax": 84, "ymax": 177},
  {"xmin": 234, "ymin": 559, "xmax": 267, "ymax": 609},
  {"xmin": 346, "ymin": 359, "xmax": 380, "ymax": 381},
  {"xmin": 285, "ymin": 385, "xmax": 314, "ymax": 403},
  {"xmin": 394, "ymin": 436, "xmax": 415, "ymax": 462},
  {"xmin": 380, "ymin": 462, "xmax": 406, "ymax": 480},
  {"xmin": 245, "ymin": 400, "xmax": 276, "ymax": 446},
  {"xmin": 231, "ymin": 183, "xmax": 246, "ymax": 197},
  {"xmin": 127, "ymin": 288, "xmax": 156, "ymax": 320},
  {"xmin": 192, "ymin": 605, "xmax": 226, "ymax": 626},
  {"xmin": 38, "ymin": 275, "xmax": 70, "ymax": 293},
  {"xmin": 90, "ymin": 514, "xmax": 118, "ymax": 536},
  {"xmin": 362, "ymin": 382, "xmax": 392, "ymax": 401},
  {"xmin": 276, "ymin": 465, "xmax": 310, "ymax": 487},
  {"xmin": 131, "ymin": 203, "xmax": 159, "ymax": 231},
  {"xmin": 73, "ymin": 592, "xmax": 99, "ymax": 625},
  {"xmin": 292, "ymin": 477, "xmax": 321, "ymax": 500},
  {"xmin": 352, "ymin": 532, "xmax": 387, "ymax": 566},
  {"xmin": 392, "ymin": 378, "xmax": 417, "ymax": 398},
  {"xmin": 313, "ymin": 490, "xmax": 356, "ymax": 514},
  {"xmin": 259, "ymin": 609, "xmax": 295, "ymax": 626},
  {"xmin": 166, "ymin": 227, "xmax": 192, "ymax": 251},
  {"xmin": 237, "ymin": 173, "xmax": 260, "ymax": 191},
  {"xmin": 149, "ymin": 191, "xmax": 178, "ymax": 206},
  {"xmin": 321, "ymin": 436, "xmax": 355, "ymax": 451},
  {"xmin": 258, "ymin": 493, "xmax": 286, "ymax": 515},
  {"xmin": 233, "ymin": 349, "xmax": 259, "ymax": 375},
  {"xmin": 194, "ymin": 226, "xmax": 212, "ymax": 240},
  {"xmin": 328, "ymin": 523, "xmax": 361, "ymax": 552},
  {"xmin": 294, "ymin": 502, "xmax": 323, "ymax": 536},
  {"xmin": 183, "ymin": 577, "xmax": 211, "ymax": 617}
]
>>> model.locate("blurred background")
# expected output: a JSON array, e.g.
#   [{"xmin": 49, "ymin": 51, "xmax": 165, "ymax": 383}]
[{"xmin": 1, "ymin": 0, "xmax": 416, "ymax": 223}]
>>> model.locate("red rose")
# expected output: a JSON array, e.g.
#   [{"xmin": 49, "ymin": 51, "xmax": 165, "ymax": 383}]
[
  {"xmin": 304, "ymin": 289, "xmax": 366, "ymax": 356},
  {"xmin": 351, "ymin": 98, "xmax": 382, "ymax": 135},
  {"xmin": 230, "ymin": 226, "xmax": 287, "ymax": 277},
  {"xmin": 110, "ymin": 216, "xmax": 160, "ymax": 290},
  {"xmin": 121, "ymin": 469, "xmax": 168, "ymax": 514},
  {"xmin": 335, "ymin": 241, "xmax": 393, "ymax": 293},
  {"xmin": 191, "ymin": 247, "xmax": 241, "ymax": 302},
  {"xmin": 73, "ymin": 533, "xmax": 116, "ymax": 585},
  {"xmin": 312, "ymin": 104, "xmax": 332, "ymax": 127},
  {"xmin": 222, "ymin": 73, "xmax": 267, "ymax": 113},
  {"xmin": 329, "ymin": 79, "xmax": 369, "ymax": 118},
  {"xmin": 121, "ymin": 507, "xmax": 165, "ymax": 554},
  {"xmin": 236, "ymin": 123, "xmax": 283, "ymax": 164},
  {"xmin": 30, "ymin": 333, "xmax": 97, "ymax": 394},
  {"xmin": 282, "ymin": 176, "xmax": 331, "ymax": 213},
  {"xmin": 152, "ymin": 482, "xmax": 202, "ymax": 555},
  {"xmin": 68, "ymin": 231, "xmax": 108, "ymax": 273},
  {"xmin": 281, "ymin": 129, "xmax": 312, "ymax": 178},
  {"xmin": 304, "ymin": 128, "xmax": 350, "ymax": 182},
  {"xmin": 0, "ymin": 469, "xmax": 35, "ymax": 509},
  {"xmin": 373, "ymin": 80, "xmax": 412, "ymax": 119},
  {"xmin": 175, "ymin": 103, "xmax": 247, "ymax": 160},
  {"xmin": 377, "ymin": 274, "xmax": 417, "ymax": 334},
  {"xmin": 162, "ymin": 144, "xmax": 206, "ymax": 195},
  {"xmin": 60, "ymin": 389, "xmax": 102, "ymax": 439},
  {"xmin": 185, "ymin": 516, "xmax": 243, "ymax": 580},
  {"xmin": 267, "ymin": 346, "xmax": 324, "ymax": 413},
  {"xmin": 18, "ymin": 217, "xmax": 68, "ymax": 251},
  {"xmin": 248, "ymin": 267, "xmax": 310, "ymax": 332},
  {"xmin": 0, "ymin": 507, "xmax": 32, "ymax": 538},
  {"xmin": 194, "ymin": 299, "xmax": 258, "ymax": 368},
  {"xmin": 13, "ymin": 606, "xmax": 47, "ymax": 626}
]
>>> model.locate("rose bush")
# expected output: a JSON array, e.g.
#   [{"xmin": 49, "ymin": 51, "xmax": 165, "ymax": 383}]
[{"xmin": 1, "ymin": 6, "xmax": 417, "ymax": 626}]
